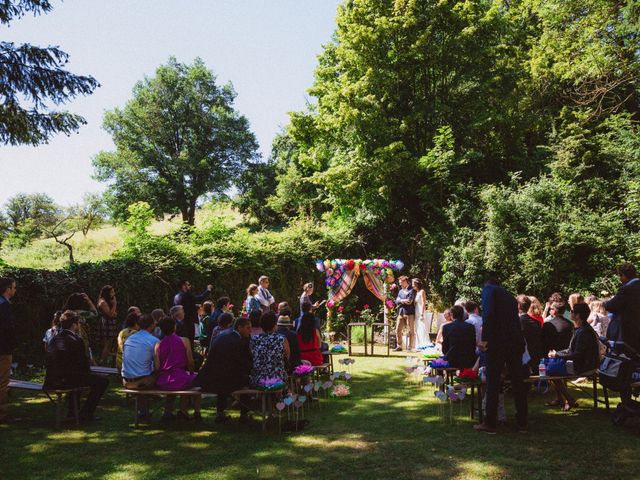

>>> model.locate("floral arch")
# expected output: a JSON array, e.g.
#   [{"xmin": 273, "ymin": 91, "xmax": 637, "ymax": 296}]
[{"xmin": 315, "ymin": 258, "xmax": 404, "ymax": 330}]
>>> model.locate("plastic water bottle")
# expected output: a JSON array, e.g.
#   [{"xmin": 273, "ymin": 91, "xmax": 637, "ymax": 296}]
[
  {"xmin": 538, "ymin": 359, "xmax": 547, "ymax": 378},
  {"xmin": 479, "ymin": 366, "xmax": 486, "ymax": 382}
]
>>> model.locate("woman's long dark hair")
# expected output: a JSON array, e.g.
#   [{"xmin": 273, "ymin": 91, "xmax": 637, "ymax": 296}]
[
  {"xmin": 299, "ymin": 313, "xmax": 317, "ymax": 344},
  {"xmin": 63, "ymin": 293, "xmax": 91, "ymax": 311},
  {"xmin": 99, "ymin": 285, "xmax": 114, "ymax": 309}
]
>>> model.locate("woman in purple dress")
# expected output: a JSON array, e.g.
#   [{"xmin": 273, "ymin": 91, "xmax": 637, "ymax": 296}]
[{"xmin": 154, "ymin": 316, "xmax": 201, "ymax": 421}]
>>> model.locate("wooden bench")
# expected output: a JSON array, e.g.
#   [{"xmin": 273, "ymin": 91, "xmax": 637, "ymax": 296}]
[
  {"xmin": 90, "ymin": 366, "xmax": 119, "ymax": 376},
  {"xmin": 121, "ymin": 388, "xmax": 216, "ymax": 427},
  {"xmin": 232, "ymin": 388, "xmax": 285, "ymax": 432},
  {"xmin": 9, "ymin": 379, "xmax": 87, "ymax": 429},
  {"xmin": 347, "ymin": 322, "xmax": 368, "ymax": 356},
  {"xmin": 601, "ymin": 380, "xmax": 640, "ymax": 412}
]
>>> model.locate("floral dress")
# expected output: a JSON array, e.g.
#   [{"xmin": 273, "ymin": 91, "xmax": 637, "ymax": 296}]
[{"xmin": 249, "ymin": 333, "xmax": 287, "ymax": 387}]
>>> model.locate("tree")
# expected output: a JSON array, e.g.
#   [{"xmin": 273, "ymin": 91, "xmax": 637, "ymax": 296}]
[
  {"xmin": 93, "ymin": 57, "xmax": 259, "ymax": 225},
  {"xmin": 73, "ymin": 192, "xmax": 107, "ymax": 238},
  {"xmin": 0, "ymin": 0, "xmax": 99, "ymax": 145},
  {"xmin": 3, "ymin": 192, "xmax": 58, "ymax": 242},
  {"xmin": 235, "ymin": 160, "xmax": 280, "ymax": 226},
  {"xmin": 34, "ymin": 207, "xmax": 77, "ymax": 263}
]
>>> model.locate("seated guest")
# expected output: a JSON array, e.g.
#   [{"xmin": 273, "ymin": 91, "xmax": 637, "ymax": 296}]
[
  {"xmin": 278, "ymin": 301, "xmax": 291, "ymax": 316},
  {"xmin": 43, "ymin": 310, "xmax": 63, "ymax": 352},
  {"xmin": 435, "ymin": 309, "xmax": 453, "ymax": 352},
  {"xmin": 297, "ymin": 312, "xmax": 323, "ymax": 366},
  {"xmin": 464, "ymin": 301, "xmax": 483, "ymax": 352},
  {"xmin": 587, "ymin": 300, "xmax": 610, "ymax": 341},
  {"xmin": 527, "ymin": 296, "xmax": 544, "ymax": 326},
  {"xmin": 542, "ymin": 302, "xmax": 573, "ymax": 353},
  {"xmin": 116, "ymin": 311, "xmax": 140, "ymax": 371},
  {"xmin": 517, "ymin": 295, "xmax": 543, "ymax": 375},
  {"xmin": 154, "ymin": 316, "xmax": 201, "ymax": 421},
  {"xmin": 249, "ymin": 309, "xmax": 263, "ymax": 337},
  {"xmin": 245, "ymin": 284, "xmax": 261, "ymax": 315},
  {"xmin": 202, "ymin": 297, "xmax": 230, "ymax": 351},
  {"xmin": 170, "ymin": 305, "xmax": 188, "ymax": 338},
  {"xmin": 209, "ymin": 312, "xmax": 234, "ymax": 350},
  {"xmin": 194, "ymin": 317, "xmax": 253, "ymax": 423},
  {"xmin": 122, "ymin": 314, "xmax": 159, "ymax": 420},
  {"xmin": 62, "ymin": 292, "xmax": 98, "ymax": 364},
  {"xmin": 250, "ymin": 312, "xmax": 290, "ymax": 386},
  {"xmin": 43, "ymin": 310, "xmax": 109, "ymax": 422},
  {"xmin": 199, "ymin": 301, "xmax": 213, "ymax": 349},
  {"xmin": 150, "ymin": 308, "xmax": 164, "ymax": 338},
  {"xmin": 294, "ymin": 302, "xmax": 322, "ymax": 331},
  {"xmin": 276, "ymin": 314, "xmax": 301, "ymax": 373},
  {"xmin": 442, "ymin": 305, "xmax": 477, "ymax": 369},
  {"xmin": 547, "ymin": 303, "xmax": 599, "ymax": 411}
]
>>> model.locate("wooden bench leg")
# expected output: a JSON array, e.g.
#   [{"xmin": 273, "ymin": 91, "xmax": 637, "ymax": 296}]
[
  {"xmin": 134, "ymin": 395, "xmax": 139, "ymax": 427},
  {"xmin": 55, "ymin": 393, "xmax": 63, "ymax": 429},
  {"xmin": 470, "ymin": 385, "xmax": 475, "ymax": 420},
  {"xmin": 604, "ymin": 385, "xmax": 610, "ymax": 413},
  {"xmin": 593, "ymin": 376, "xmax": 598, "ymax": 410},
  {"xmin": 261, "ymin": 394, "xmax": 267, "ymax": 433},
  {"xmin": 72, "ymin": 392, "xmax": 80, "ymax": 427}
]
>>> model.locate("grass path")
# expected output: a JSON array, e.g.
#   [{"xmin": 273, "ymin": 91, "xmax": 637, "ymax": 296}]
[{"xmin": 1, "ymin": 355, "xmax": 639, "ymax": 479}]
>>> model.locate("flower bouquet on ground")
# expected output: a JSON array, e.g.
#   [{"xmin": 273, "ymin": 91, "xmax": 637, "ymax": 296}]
[
  {"xmin": 293, "ymin": 364, "xmax": 315, "ymax": 377},
  {"xmin": 257, "ymin": 377, "xmax": 286, "ymax": 391},
  {"xmin": 453, "ymin": 368, "xmax": 479, "ymax": 384},
  {"xmin": 330, "ymin": 384, "xmax": 351, "ymax": 398},
  {"xmin": 330, "ymin": 344, "xmax": 347, "ymax": 354},
  {"xmin": 428, "ymin": 358, "xmax": 450, "ymax": 369},
  {"xmin": 422, "ymin": 346, "xmax": 441, "ymax": 359}
]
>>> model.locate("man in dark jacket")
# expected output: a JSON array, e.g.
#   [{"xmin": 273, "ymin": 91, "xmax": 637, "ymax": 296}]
[
  {"xmin": 275, "ymin": 313, "xmax": 301, "ymax": 372},
  {"xmin": 475, "ymin": 273, "xmax": 528, "ymax": 434},
  {"xmin": 394, "ymin": 276, "xmax": 416, "ymax": 351},
  {"xmin": 193, "ymin": 317, "xmax": 252, "ymax": 422},
  {"xmin": 605, "ymin": 263, "xmax": 640, "ymax": 406},
  {"xmin": 517, "ymin": 295, "xmax": 543, "ymax": 375},
  {"xmin": 0, "ymin": 277, "xmax": 17, "ymax": 423},
  {"xmin": 44, "ymin": 310, "xmax": 108, "ymax": 421},
  {"xmin": 442, "ymin": 305, "xmax": 477, "ymax": 369},
  {"xmin": 542, "ymin": 302, "xmax": 573, "ymax": 353},
  {"xmin": 173, "ymin": 279, "xmax": 212, "ymax": 345}
]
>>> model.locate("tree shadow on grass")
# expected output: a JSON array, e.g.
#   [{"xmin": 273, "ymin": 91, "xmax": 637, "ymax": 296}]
[{"xmin": 2, "ymin": 359, "xmax": 640, "ymax": 480}]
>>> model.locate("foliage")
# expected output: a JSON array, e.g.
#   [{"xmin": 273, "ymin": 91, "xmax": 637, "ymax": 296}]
[
  {"xmin": 2, "ymin": 192, "xmax": 58, "ymax": 246},
  {"xmin": 72, "ymin": 192, "xmax": 107, "ymax": 238},
  {"xmin": 0, "ymin": 0, "xmax": 98, "ymax": 145},
  {"xmin": 234, "ymin": 159, "xmax": 281, "ymax": 225},
  {"xmin": 93, "ymin": 57, "xmax": 259, "ymax": 225}
]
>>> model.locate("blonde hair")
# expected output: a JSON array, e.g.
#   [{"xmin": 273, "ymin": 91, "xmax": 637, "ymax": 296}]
[
  {"xmin": 590, "ymin": 300, "xmax": 607, "ymax": 316},
  {"xmin": 527, "ymin": 296, "xmax": 543, "ymax": 317},
  {"xmin": 568, "ymin": 293, "xmax": 585, "ymax": 309}
]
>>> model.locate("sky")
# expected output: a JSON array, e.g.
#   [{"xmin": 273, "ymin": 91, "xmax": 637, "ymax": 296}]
[{"xmin": 0, "ymin": 0, "xmax": 342, "ymax": 206}]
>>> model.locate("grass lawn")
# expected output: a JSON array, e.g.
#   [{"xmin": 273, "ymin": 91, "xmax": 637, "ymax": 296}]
[{"xmin": 1, "ymin": 354, "xmax": 639, "ymax": 480}]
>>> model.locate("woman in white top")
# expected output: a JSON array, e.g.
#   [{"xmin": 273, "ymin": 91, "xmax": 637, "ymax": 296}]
[{"xmin": 412, "ymin": 278, "xmax": 429, "ymax": 347}]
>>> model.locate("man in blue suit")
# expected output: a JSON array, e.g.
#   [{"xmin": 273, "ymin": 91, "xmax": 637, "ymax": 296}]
[{"xmin": 474, "ymin": 273, "xmax": 528, "ymax": 434}]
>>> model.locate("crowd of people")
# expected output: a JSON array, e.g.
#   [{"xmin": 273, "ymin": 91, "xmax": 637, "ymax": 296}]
[
  {"xmin": 0, "ymin": 262, "xmax": 638, "ymax": 432},
  {"xmin": 0, "ymin": 275, "xmax": 328, "ymax": 425}
]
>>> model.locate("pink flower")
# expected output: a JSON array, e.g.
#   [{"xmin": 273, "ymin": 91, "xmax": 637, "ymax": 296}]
[
  {"xmin": 327, "ymin": 300, "xmax": 335, "ymax": 308},
  {"xmin": 355, "ymin": 310, "xmax": 361, "ymax": 315},
  {"xmin": 390, "ymin": 283, "xmax": 398, "ymax": 291},
  {"xmin": 363, "ymin": 304, "xmax": 370, "ymax": 310},
  {"xmin": 338, "ymin": 306, "xmax": 344, "ymax": 312},
  {"xmin": 385, "ymin": 300, "xmax": 395, "ymax": 309}
]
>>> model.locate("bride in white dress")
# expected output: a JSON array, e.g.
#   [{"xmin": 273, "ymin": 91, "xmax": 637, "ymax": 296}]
[{"xmin": 412, "ymin": 278, "xmax": 429, "ymax": 348}]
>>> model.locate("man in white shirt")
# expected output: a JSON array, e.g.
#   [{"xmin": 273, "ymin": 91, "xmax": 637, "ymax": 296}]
[
  {"xmin": 257, "ymin": 276, "xmax": 275, "ymax": 313},
  {"xmin": 464, "ymin": 300, "xmax": 483, "ymax": 353}
]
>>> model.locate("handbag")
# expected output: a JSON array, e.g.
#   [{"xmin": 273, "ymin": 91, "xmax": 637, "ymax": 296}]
[
  {"xmin": 543, "ymin": 358, "xmax": 567, "ymax": 376},
  {"xmin": 598, "ymin": 352, "xmax": 630, "ymax": 392}
]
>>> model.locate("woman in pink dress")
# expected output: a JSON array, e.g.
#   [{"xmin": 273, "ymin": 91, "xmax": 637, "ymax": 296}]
[{"xmin": 154, "ymin": 316, "xmax": 201, "ymax": 421}]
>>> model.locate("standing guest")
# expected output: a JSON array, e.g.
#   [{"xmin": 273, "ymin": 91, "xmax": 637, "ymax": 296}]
[
  {"xmin": 394, "ymin": 276, "xmax": 416, "ymax": 352},
  {"xmin": 122, "ymin": 314, "xmax": 159, "ymax": 420},
  {"xmin": 435, "ymin": 309, "xmax": 453, "ymax": 351},
  {"xmin": 257, "ymin": 276, "xmax": 275, "ymax": 313},
  {"xmin": 517, "ymin": 295, "xmax": 543, "ymax": 375},
  {"xmin": 205, "ymin": 297, "xmax": 230, "ymax": 348},
  {"xmin": 245, "ymin": 284, "xmax": 262, "ymax": 316},
  {"xmin": 173, "ymin": 279, "xmax": 212, "ymax": 345},
  {"xmin": 295, "ymin": 301, "xmax": 322, "ymax": 331},
  {"xmin": 297, "ymin": 312, "xmax": 323, "ymax": 365},
  {"xmin": 199, "ymin": 301, "xmax": 214, "ymax": 351},
  {"xmin": 278, "ymin": 301, "xmax": 291, "ymax": 317},
  {"xmin": 250, "ymin": 311, "xmax": 290, "ymax": 386},
  {"xmin": 194, "ymin": 317, "xmax": 253, "ymax": 423},
  {"xmin": 63, "ymin": 292, "xmax": 98, "ymax": 364},
  {"xmin": 170, "ymin": 305, "xmax": 187, "ymax": 338},
  {"xmin": 587, "ymin": 300, "xmax": 610, "ymax": 351},
  {"xmin": 299, "ymin": 283, "xmax": 322, "ymax": 317},
  {"xmin": 249, "ymin": 309, "xmax": 264, "ymax": 337},
  {"xmin": 464, "ymin": 301, "xmax": 483, "ymax": 352},
  {"xmin": 276, "ymin": 314, "xmax": 301, "ymax": 372},
  {"xmin": 474, "ymin": 273, "xmax": 528, "ymax": 434},
  {"xmin": 605, "ymin": 262, "xmax": 640, "ymax": 409},
  {"xmin": 547, "ymin": 303, "xmax": 599, "ymax": 411},
  {"xmin": 568, "ymin": 293, "xmax": 585, "ymax": 312},
  {"xmin": 116, "ymin": 311, "xmax": 140, "ymax": 371},
  {"xmin": 208, "ymin": 312, "xmax": 234, "ymax": 350},
  {"xmin": 44, "ymin": 310, "xmax": 109, "ymax": 422},
  {"xmin": 413, "ymin": 279, "xmax": 429, "ymax": 348},
  {"xmin": 154, "ymin": 316, "xmax": 201, "ymax": 421},
  {"xmin": 527, "ymin": 296, "xmax": 545, "ymax": 326},
  {"xmin": 442, "ymin": 305, "xmax": 477, "ymax": 369},
  {"xmin": 96, "ymin": 285, "xmax": 119, "ymax": 366},
  {"xmin": 542, "ymin": 302, "xmax": 573, "ymax": 353},
  {"xmin": 43, "ymin": 310, "xmax": 63, "ymax": 352},
  {"xmin": 0, "ymin": 277, "xmax": 17, "ymax": 424}
]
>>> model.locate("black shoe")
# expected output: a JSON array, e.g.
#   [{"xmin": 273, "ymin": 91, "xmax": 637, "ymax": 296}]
[
  {"xmin": 239, "ymin": 414, "xmax": 251, "ymax": 424},
  {"xmin": 393, "ymin": 347, "xmax": 403, "ymax": 352},
  {"xmin": 214, "ymin": 414, "xmax": 229, "ymax": 424},
  {"xmin": 193, "ymin": 412, "xmax": 203, "ymax": 422},
  {"xmin": 176, "ymin": 411, "xmax": 190, "ymax": 421}
]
